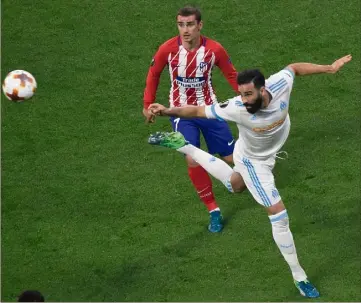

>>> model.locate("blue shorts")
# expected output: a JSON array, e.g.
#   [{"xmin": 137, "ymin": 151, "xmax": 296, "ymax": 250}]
[{"xmin": 170, "ymin": 117, "xmax": 235, "ymax": 157}]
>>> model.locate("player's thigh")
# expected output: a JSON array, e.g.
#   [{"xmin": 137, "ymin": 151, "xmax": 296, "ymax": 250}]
[
  {"xmin": 234, "ymin": 156, "xmax": 281, "ymax": 207},
  {"xmin": 198, "ymin": 119, "xmax": 235, "ymax": 157},
  {"xmin": 170, "ymin": 117, "xmax": 200, "ymax": 147}
]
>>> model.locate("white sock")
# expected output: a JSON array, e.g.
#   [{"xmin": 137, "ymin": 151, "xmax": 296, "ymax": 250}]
[
  {"xmin": 210, "ymin": 207, "xmax": 220, "ymax": 213},
  {"xmin": 177, "ymin": 144, "xmax": 234, "ymax": 192},
  {"xmin": 269, "ymin": 210, "xmax": 307, "ymax": 282}
]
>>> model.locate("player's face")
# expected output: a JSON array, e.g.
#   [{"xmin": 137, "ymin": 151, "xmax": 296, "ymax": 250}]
[
  {"xmin": 238, "ymin": 83, "xmax": 264, "ymax": 114},
  {"xmin": 177, "ymin": 15, "xmax": 202, "ymax": 43}
]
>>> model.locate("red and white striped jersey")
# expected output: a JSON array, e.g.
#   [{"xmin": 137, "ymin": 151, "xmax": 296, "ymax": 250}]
[{"xmin": 143, "ymin": 36, "xmax": 238, "ymax": 109}]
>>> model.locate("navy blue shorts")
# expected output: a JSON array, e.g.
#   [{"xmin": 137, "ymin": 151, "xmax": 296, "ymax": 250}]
[{"xmin": 169, "ymin": 117, "xmax": 235, "ymax": 157}]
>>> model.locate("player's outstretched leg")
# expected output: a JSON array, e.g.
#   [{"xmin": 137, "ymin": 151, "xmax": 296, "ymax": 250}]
[
  {"xmin": 269, "ymin": 208, "xmax": 320, "ymax": 298},
  {"xmin": 149, "ymin": 131, "xmax": 236, "ymax": 192}
]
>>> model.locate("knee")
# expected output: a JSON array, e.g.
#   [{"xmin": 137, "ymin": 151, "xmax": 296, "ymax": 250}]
[
  {"xmin": 266, "ymin": 200, "xmax": 286, "ymax": 216},
  {"xmin": 230, "ymin": 173, "xmax": 246, "ymax": 193},
  {"xmin": 223, "ymin": 173, "xmax": 247, "ymax": 193},
  {"xmin": 232, "ymin": 184, "xmax": 246, "ymax": 193}
]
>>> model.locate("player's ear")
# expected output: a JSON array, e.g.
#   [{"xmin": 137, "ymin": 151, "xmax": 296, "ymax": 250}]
[{"xmin": 198, "ymin": 20, "xmax": 203, "ymax": 30}]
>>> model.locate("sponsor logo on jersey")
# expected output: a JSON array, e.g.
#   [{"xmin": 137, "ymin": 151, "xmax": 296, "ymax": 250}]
[{"xmin": 176, "ymin": 76, "xmax": 205, "ymax": 88}]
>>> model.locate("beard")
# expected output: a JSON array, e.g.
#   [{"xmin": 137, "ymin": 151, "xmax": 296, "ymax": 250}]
[{"xmin": 244, "ymin": 93, "xmax": 263, "ymax": 114}]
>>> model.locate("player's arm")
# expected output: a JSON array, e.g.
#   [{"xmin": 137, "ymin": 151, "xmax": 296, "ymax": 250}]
[
  {"xmin": 287, "ymin": 54, "xmax": 352, "ymax": 76},
  {"xmin": 149, "ymin": 104, "xmax": 207, "ymax": 118},
  {"xmin": 142, "ymin": 45, "xmax": 168, "ymax": 122},
  {"xmin": 149, "ymin": 96, "xmax": 241, "ymax": 122},
  {"xmin": 215, "ymin": 45, "xmax": 239, "ymax": 93}
]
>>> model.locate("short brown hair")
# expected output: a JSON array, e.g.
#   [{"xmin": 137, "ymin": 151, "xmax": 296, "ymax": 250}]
[
  {"xmin": 177, "ymin": 5, "xmax": 202, "ymax": 23},
  {"xmin": 237, "ymin": 69, "xmax": 266, "ymax": 88}
]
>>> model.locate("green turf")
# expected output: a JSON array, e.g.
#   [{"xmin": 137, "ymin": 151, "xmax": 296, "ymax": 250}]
[{"xmin": 2, "ymin": 0, "xmax": 360, "ymax": 301}]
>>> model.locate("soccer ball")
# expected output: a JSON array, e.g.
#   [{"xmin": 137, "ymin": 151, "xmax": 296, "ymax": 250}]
[{"xmin": 2, "ymin": 70, "xmax": 37, "ymax": 102}]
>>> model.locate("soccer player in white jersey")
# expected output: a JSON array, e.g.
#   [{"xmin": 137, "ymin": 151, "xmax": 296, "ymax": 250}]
[
  {"xmin": 143, "ymin": 6, "xmax": 240, "ymax": 233},
  {"xmin": 147, "ymin": 54, "xmax": 352, "ymax": 298}
]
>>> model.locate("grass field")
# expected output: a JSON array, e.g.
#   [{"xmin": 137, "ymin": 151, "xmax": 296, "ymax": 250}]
[{"xmin": 1, "ymin": 0, "xmax": 360, "ymax": 301}]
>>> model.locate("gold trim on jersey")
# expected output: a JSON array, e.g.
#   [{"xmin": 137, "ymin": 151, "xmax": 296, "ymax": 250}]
[{"xmin": 252, "ymin": 118, "xmax": 286, "ymax": 133}]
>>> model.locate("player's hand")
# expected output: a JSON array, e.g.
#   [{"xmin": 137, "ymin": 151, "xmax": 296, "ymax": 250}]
[
  {"xmin": 142, "ymin": 108, "xmax": 155, "ymax": 123},
  {"xmin": 330, "ymin": 54, "xmax": 352, "ymax": 73},
  {"xmin": 148, "ymin": 103, "xmax": 167, "ymax": 116}
]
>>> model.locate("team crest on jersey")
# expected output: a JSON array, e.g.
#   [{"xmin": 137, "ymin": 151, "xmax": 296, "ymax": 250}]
[
  {"xmin": 199, "ymin": 62, "xmax": 209, "ymax": 73},
  {"xmin": 280, "ymin": 101, "xmax": 287, "ymax": 111}
]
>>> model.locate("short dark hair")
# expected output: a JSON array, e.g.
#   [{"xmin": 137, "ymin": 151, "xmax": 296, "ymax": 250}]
[
  {"xmin": 177, "ymin": 5, "xmax": 202, "ymax": 23},
  {"xmin": 237, "ymin": 69, "xmax": 265, "ymax": 89},
  {"xmin": 18, "ymin": 290, "xmax": 45, "ymax": 302}
]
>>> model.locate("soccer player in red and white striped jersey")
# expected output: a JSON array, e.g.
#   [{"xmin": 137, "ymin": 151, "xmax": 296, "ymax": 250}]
[{"xmin": 143, "ymin": 6, "xmax": 239, "ymax": 232}]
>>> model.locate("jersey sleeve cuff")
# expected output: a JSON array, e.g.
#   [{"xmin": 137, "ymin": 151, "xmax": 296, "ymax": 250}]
[
  {"xmin": 205, "ymin": 104, "xmax": 224, "ymax": 121},
  {"xmin": 283, "ymin": 67, "xmax": 295, "ymax": 79}
]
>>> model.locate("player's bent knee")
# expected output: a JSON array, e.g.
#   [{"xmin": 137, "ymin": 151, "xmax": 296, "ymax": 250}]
[
  {"xmin": 233, "ymin": 186, "xmax": 246, "ymax": 193},
  {"xmin": 227, "ymin": 172, "xmax": 246, "ymax": 193},
  {"xmin": 266, "ymin": 200, "xmax": 286, "ymax": 216}
]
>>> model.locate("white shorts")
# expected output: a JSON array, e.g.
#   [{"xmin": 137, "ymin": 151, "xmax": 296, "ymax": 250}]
[{"xmin": 233, "ymin": 149, "xmax": 282, "ymax": 207}]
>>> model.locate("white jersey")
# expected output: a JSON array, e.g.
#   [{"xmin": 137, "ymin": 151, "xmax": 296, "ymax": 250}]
[{"xmin": 205, "ymin": 68, "xmax": 295, "ymax": 160}]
